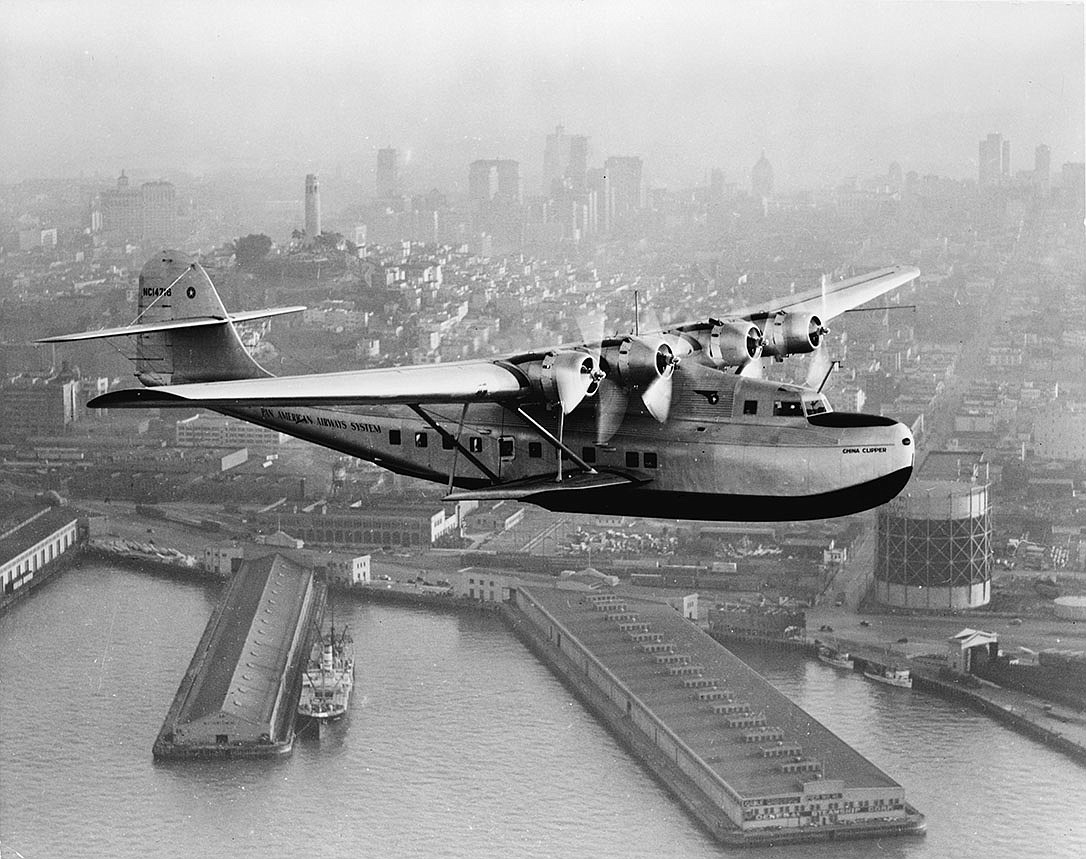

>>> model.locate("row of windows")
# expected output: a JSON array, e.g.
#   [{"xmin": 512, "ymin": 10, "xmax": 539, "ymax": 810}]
[
  {"xmin": 741, "ymin": 398, "xmax": 828, "ymax": 417},
  {"xmin": 2, "ymin": 529, "xmax": 76, "ymax": 591},
  {"xmin": 386, "ymin": 429, "xmax": 660, "ymax": 468}
]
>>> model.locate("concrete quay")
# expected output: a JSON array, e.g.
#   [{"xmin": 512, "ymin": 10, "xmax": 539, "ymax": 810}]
[
  {"xmin": 805, "ymin": 635, "xmax": 1086, "ymax": 767},
  {"xmin": 507, "ymin": 586, "xmax": 925, "ymax": 846}
]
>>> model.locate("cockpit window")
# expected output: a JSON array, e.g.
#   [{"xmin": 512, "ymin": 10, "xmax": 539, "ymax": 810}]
[
  {"xmin": 804, "ymin": 396, "xmax": 830, "ymax": 416},
  {"xmin": 773, "ymin": 399, "xmax": 804, "ymax": 417}
]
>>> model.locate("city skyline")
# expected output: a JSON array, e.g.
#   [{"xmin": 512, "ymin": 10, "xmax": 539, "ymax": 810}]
[{"xmin": 1, "ymin": 1, "xmax": 1083, "ymax": 191}]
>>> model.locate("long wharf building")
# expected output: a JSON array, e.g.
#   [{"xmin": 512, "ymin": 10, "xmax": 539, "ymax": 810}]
[
  {"xmin": 154, "ymin": 554, "xmax": 323, "ymax": 758},
  {"xmin": 0, "ymin": 504, "xmax": 81, "ymax": 605},
  {"xmin": 514, "ymin": 587, "xmax": 924, "ymax": 845}
]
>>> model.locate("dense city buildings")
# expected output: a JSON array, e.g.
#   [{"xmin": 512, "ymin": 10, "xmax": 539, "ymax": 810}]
[
  {"xmin": 96, "ymin": 171, "xmax": 178, "ymax": 244},
  {"xmin": 1, "ymin": 128, "xmax": 1084, "ymax": 588}
]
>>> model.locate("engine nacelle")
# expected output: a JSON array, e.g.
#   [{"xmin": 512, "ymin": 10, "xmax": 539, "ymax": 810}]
[
  {"xmin": 706, "ymin": 320, "xmax": 763, "ymax": 367},
  {"xmin": 603, "ymin": 335, "xmax": 679, "ymax": 389},
  {"xmin": 523, "ymin": 350, "xmax": 601, "ymax": 414},
  {"xmin": 760, "ymin": 311, "xmax": 826, "ymax": 359}
]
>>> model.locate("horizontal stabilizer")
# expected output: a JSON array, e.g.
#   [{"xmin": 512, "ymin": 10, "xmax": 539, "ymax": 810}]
[
  {"xmin": 36, "ymin": 306, "xmax": 305, "ymax": 343},
  {"xmin": 445, "ymin": 469, "xmax": 648, "ymax": 502},
  {"xmin": 88, "ymin": 360, "xmax": 527, "ymax": 409}
]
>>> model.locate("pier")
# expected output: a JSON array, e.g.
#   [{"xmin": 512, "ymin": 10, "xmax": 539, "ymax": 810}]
[
  {"xmin": 508, "ymin": 586, "xmax": 925, "ymax": 846},
  {"xmin": 153, "ymin": 553, "xmax": 323, "ymax": 759}
]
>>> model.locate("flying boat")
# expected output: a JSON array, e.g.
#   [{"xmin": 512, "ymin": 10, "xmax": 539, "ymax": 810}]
[{"xmin": 40, "ymin": 251, "xmax": 920, "ymax": 521}]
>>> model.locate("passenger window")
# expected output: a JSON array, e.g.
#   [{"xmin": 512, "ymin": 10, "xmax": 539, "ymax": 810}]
[
  {"xmin": 469, "ymin": 437, "xmax": 483, "ymax": 454},
  {"xmin": 743, "ymin": 400, "xmax": 758, "ymax": 415},
  {"xmin": 582, "ymin": 446, "xmax": 597, "ymax": 464},
  {"xmin": 415, "ymin": 432, "xmax": 428, "ymax": 448},
  {"xmin": 389, "ymin": 429, "xmax": 402, "ymax": 445},
  {"xmin": 644, "ymin": 452, "xmax": 658, "ymax": 469},
  {"xmin": 625, "ymin": 451, "xmax": 640, "ymax": 468},
  {"xmin": 528, "ymin": 441, "xmax": 543, "ymax": 458},
  {"xmin": 773, "ymin": 400, "xmax": 803, "ymax": 417},
  {"xmin": 498, "ymin": 437, "xmax": 515, "ymax": 460}
]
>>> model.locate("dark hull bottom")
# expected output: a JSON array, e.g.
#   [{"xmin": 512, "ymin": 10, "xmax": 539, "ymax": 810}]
[{"xmin": 528, "ymin": 466, "xmax": 913, "ymax": 522}]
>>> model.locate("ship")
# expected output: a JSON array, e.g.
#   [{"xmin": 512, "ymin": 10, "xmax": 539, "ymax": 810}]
[
  {"xmin": 817, "ymin": 645, "xmax": 855, "ymax": 671},
  {"xmin": 297, "ymin": 622, "xmax": 355, "ymax": 727},
  {"xmin": 863, "ymin": 664, "xmax": 912, "ymax": 688}
]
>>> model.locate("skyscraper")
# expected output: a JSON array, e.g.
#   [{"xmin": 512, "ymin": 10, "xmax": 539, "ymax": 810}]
[
  {"xmin": 1034, "ymin": 144, "xmax": 1051, "ymax": 190},
  {"xmin": 100, "ymin": 171, "xmax": 142, "ymax": 238},
  {"xmin": 543, "ymin": 125, "xmax": 589, "ymax": 194},
  {"xmin": 468, "ymin": 160, "xmax": 521, "ymax": 204},
  {"xmin": 602, "ymin": 156, "xmax": 643, "ymax": 226},
  {"xmin": 141, "ymin": 181, "xmax": 176, "ymax": 243},
  {"xmin": 978, "ymin": 134, "xmax": 1010, "ymax": 187},
  {"xmin": 99, "ymin": 171, "xmax": 176, "ymax": 243},
  {"xmin": 752, "ymin": 152, "xmax": 774, "ymax": 198},
  {"xmin": 377, "ymin": 148, "xmax": 398, "ymax": 198},
  {"xmin": 305, "ymin": 174, "xmax": 321, "ymax": 237}
]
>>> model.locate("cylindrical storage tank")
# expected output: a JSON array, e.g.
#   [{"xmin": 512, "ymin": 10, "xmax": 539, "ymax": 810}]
[
  {"xmin": 874, "ymin": 480, "xmax": 992, "ymax": 610},
  {"xmin": 1054, "ymin": 596, "xmax": 1086, "ymax": 621}
]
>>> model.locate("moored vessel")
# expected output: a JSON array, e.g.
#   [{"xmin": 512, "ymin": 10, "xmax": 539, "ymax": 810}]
[
  {"xmin": 297, "ymin": 623, "xmax": 355, "ymax": 727},
  {"xmin": 817, "ymin": 645, "xmax": 855, "ymax": 671},
  {"xmin": 864, "ymin": 664, "xmax": 912, "ymax": 688}
]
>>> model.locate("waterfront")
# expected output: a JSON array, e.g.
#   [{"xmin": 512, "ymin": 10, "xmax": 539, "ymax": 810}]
[{"xmin": 2, "ymin": 563, "xmax": 1085, "ymax": 858}]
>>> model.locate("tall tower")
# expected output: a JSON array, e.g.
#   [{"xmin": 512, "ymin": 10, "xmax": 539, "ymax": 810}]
[
  {"xmin": 1034, "ymin": 144, "xmax": 1051, "ymax": 190},
  {"xmin": 543, "ymin": 125, "xmax": 589, "ymax": 194},
  {"xmin": 978, "ymin": 134, "xmax": 1007, "ymax": 186},
  {"xmin": 468, "ymin": 160, "xmax": 498, "ymax": 204},
  {"xmin": 377, "ymin": 148, "xmax": 398, "ymax": 198},
  {"xmin": 305, "ymin": 174, "xmax": 321, "ymax": 237},
  {"xmin": 100, "ymin": 171, "xmax": 142, "ymax": 239},
  {"xmin": 602, "ymin": 155, "xmax": 643, "ymax": 225},
  {"xmin": 141, "ymin": 181, "xmax": 177, "ymax": 243},
  {"xmin": 752, "ymin": 151, "xmax": 774, "ymax": 198}
]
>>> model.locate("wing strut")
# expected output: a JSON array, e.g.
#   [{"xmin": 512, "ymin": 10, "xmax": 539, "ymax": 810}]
[
  {"xmin": 447, "ymin": 403, "xmax": 469, "ymax": 493},
  {"xmin": 511, "ymin": 406, "xmax": 597, "ymax": 479},
  {"xmin": 408, "ymin": 404, "xmax": 499, "ymax": 484}
]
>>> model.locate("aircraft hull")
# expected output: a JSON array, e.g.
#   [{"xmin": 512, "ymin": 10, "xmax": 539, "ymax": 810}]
[
  {"xmin": 212, "ymin": 401, "xmax": 913, "ymax": 521},
  {"xmin": 523, "ymin": 466, "xmax": 913, "ymax": 521}
]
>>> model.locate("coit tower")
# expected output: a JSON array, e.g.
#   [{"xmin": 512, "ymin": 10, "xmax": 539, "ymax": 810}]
[{"xmin": 305, "ymin": 174, "xmax": 321, "ymax": 237}]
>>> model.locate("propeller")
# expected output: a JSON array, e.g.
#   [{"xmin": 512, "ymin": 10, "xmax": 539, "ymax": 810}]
[
  {"xmin": 805, "ymin": 273, "xmax": 833, "ymax": 388},
  {"xmin": 575, "ymin": 305, "xmax": 689, "ymax": 444},
  {"xmin": 542, "ymin": 350, "xmax": 605, "ymax": 415}
]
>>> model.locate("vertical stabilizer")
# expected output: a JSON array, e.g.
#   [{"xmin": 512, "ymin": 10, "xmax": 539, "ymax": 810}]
[{"xmin": 135, "ymin": 250, "xmax": 270, "ymax": 385}]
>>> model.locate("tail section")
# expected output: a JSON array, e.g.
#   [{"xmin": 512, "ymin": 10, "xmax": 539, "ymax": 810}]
[
  {"xmin": 134, "ymin": 251, "xmax": 268, "ymax": 385},
  {"xmin": 39, "ymin": 250, "xmax": 304, "ymax": 387}
]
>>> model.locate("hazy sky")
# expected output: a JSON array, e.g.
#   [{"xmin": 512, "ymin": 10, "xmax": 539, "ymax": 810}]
[{"xmin": 1, "ymin": 0, "xmax": 1083, "ymax": 191}]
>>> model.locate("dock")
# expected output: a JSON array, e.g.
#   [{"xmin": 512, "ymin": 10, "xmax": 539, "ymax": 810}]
[
  {"xmin": 508, "ymin": 586, "xmax": 924, "ymax": 846},
  {"xmin": 153, "ymin": 553, "xmax": 324, "ymax": 759}
]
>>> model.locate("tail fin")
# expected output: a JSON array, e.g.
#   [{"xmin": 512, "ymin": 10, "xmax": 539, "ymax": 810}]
[
  {"xmin": 134, "ymin": 251, "xmax": 269, "ymax": 385},
  {"xmin": 39, "ymin": 250, "xmax": 304, "ymax": 386}
]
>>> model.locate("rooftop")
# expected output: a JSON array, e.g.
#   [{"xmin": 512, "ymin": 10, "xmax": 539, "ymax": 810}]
[
  {"xmin": 176, "ymin": 554, "xmax": 312, "ymax": 729},
  {"xmin": 528, "ymin": 586, "xmax": 902, "ymax": 800}
]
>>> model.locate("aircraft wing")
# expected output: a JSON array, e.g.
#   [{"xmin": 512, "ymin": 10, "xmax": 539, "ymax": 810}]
[
  {"xmin": 89, "ymin": 360, "xmax": 527, "ymax": 409},
  {"xmin": 709, "ymin": 265, "xmax": 919, "ymax": 325}
]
